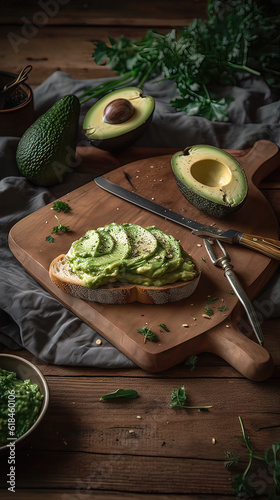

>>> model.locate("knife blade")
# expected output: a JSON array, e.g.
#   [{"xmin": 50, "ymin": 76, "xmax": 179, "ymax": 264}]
[{"xmin": 94, "ymin": 176, "xmax": 280, "ymax": 261}]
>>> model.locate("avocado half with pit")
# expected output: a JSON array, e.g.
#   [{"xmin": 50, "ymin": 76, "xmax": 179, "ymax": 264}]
[
  {"xmin": 83, "ymin": 87, "xmax": 155, "ymax": 151},
  {"xmin": 171, "ymin": 145, "xmax": 248, "ymax": 218}
]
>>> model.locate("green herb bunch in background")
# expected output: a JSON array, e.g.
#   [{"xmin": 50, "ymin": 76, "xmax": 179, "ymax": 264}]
[{"xmin": 79, "ymin": 0, "xmax": 280, "ymax": 122}]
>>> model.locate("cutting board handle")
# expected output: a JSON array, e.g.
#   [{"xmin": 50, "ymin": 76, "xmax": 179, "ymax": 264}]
[{"xmin": 202, "ymin": 322, "xmax": 274, "ymax": 381}]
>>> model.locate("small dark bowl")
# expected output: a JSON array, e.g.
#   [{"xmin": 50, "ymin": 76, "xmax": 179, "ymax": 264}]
[
  {"xmin": 0, "ymin": 354, "xmax": 49, "ymax": 456},
  {"xmin": 0, "ymin": 71, "xmax": 34, "ymax": 137}
]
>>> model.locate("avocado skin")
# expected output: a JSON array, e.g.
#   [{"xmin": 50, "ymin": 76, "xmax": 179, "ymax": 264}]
[
  {"xmin": 87, "ymin": 114, "xmax": 154, "ymax": 151},
  {"xmin": 171, "ymin": 145, "xmax": 248, "ymax": 219},
  {"xmin": 16, "ymin": 95, "xmax": 80, "ymax": 187},
  {"xmin": 173, "ymin": 174, "xmax": 247, "ymax": 218}
]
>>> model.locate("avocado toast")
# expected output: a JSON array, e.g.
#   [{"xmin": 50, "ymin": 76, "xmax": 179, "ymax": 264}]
[{"xmin": 49, "ymin": 223, "xmax": 200, "ymax": 304}]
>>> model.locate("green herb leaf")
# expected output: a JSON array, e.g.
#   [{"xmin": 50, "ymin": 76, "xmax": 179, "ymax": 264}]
[
  {"xmin": 137, "ymin": 326, "xmax": 159, "ymax": 344},
  {"xmin": 218, "ymin": 305, "xmax": 228, "ymax": 312},
  {"xmin": 184, "ymin": 354, "xmax": 198, "ymax": 371},
  {"xmin": 225, "ymin": 417, "xmax": 280, "ymax": 498},
  {"xmin": 170, "ymin": 385, "xmax": 212, "ymax": 410},
  {"xmin": 207, "ymin": 296, "xmax": 218, "ymax": 304},
  {"xmin": 51, "ymin": 215, "xmax": 70, "ymax": 234},
  {"xmin": 205, "ymin": 305, "xmax": 214, "ymax": 316},
  {"xmin": 100, "ymin": 389, "xmax": 139, "ymax": 401},
  {"xmin": 52, "ymin": 201, "xmax": 71, "ymax": 213},
  {"xmin": 224, "ymin": 450, "xmax": 240, "ymax": 469},
  {"xmin": 201, "ymin": 257, "xmax": 206, "ymax": 262},
  {"xmin": 159, "ymin": 323, "xmax": 170, "ymax": 332},
  {"xmin": 46, "ymin": 235, "xmax": 55, "ymax": 243}
]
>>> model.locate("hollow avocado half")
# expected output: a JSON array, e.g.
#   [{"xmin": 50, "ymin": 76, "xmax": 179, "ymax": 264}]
[
  {"xmin": 171, "ymin": 145, "xmax": 248, "ymax": 218},
  {"xmin": 83, "ymin": 87, "xmax": 155, "ymax": 151}
]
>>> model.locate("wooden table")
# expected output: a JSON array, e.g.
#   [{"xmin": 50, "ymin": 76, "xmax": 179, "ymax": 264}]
[{"xmin": 1, "ymin": 3, "xmax": 280, "ymax": 498}]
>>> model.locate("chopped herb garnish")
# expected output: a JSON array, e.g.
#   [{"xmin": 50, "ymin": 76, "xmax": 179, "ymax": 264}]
[
  {"xmin": 159, "ymin": 323, "xmax": 170, "ymax": 332},
  {"xmin": 100, "ymin": 389, "xmax": 138, "ymax": 400},
  {"xmin": 201, "ymin": 257, "xmax": 206, "ymax": 262},
  {"xmin": 227, "ymin": 290, "xmax": 235, "ymax": 295},
  {"xmin": 207, "ymin": 296, "xmax": 218, "ymax": 304},
  {"xmin": 52, "ymin": 201, "xmax": 71, "ymax": 213},
  {"xmin": 46, "ymin": 235, "xmax": 55, "ymax": 243},
  {"xmin": 137, "ymin": 326, "xmax": 159, "ymax": 344},
  {"xmin": 170, "ymin": 385, "xmax": 212, "ymax": 410},
  {"xmin": 218, "ymin": 305, "xmax": 228, "ymax": 312},
  {"xmin": 184, "ymin": 354, "xmax": 198, "ymax": 372},
  {"xmin": 205, "ymin": 305, "xmax": 214, "ymax": 316},
  {"xmin": 51, "ymin": 215, "xmax": 70, "ymax": 234}
]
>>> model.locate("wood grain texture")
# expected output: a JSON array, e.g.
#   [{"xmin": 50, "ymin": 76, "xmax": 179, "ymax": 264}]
[
  {"xmin": 8, "ymin": 140, "xmax": 280, "ymax": 378},
  {"xmin": 1, "ymin": 1, "xmax": 208, "ymax": 26}
]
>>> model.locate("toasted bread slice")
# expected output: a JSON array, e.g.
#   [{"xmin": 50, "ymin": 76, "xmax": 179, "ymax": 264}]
[{"xmin": 49, "ymin": 254, "xmax": 201, "ymax": 305}]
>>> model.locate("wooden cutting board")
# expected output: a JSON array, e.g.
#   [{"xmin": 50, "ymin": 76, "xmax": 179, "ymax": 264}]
[{"xmin": 8, "ymin": 140, "xmax": 280, "ymax": 380}]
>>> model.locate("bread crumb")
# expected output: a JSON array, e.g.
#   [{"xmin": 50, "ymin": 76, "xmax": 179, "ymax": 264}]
[
  {"xmin": 212, "ymin": 438, "xmax": 216, "ymax": 445},
  {"xmin": 96, "ymin": 339, "xmax": 102, "ymax": 345},
  {"xmin": 202, "ymin": 314, "xmax": 212, "ymax": 319}
]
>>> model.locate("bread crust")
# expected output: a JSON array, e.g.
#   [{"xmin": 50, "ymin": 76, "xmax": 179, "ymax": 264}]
[{"xmin": 49, "ymin": 254, "xmax": 201, "ymax": 305}]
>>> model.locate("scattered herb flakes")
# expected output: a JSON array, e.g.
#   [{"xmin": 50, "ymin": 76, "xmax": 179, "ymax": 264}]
[
  {"xmin": 205, "ymin": 305, "xmax": 214, "ymax": 316},
  {"xmin": 207, "ymin": 296, "xmax": 218, "ymax": 304},
  {"xmin": 51, "ymin": 215, "xmax": 70, "ymax": 234},
  {"xmin": 184, "ymin": 354, "xmax": 198, "ymax": 372},
  {"xmin": 170, "ymin": 385, "xmax": 212, "ymax": 411},
  {"xmin": 225, "ymin": 416, "xmax": 280, "ymax": 498},
  {"xmin": 218, "ymin": 305, "xmax": 228, "ymax": 312},
  {"xmin": 201, "ymin": 257, "xmax": 206, "ymax": 262},
  {"xmin": 159, "ymin": 323, "xmax": 170, "ymax": 332},
  {"xmin": 52, "ymin": 201, "xmax": 71, "ymax": 213},
  {"xmin": 227, "ymin": 290, "xmax": 235, "ymax": 295},
  {"xmin": 46, "ymin": 235, "xmax": 55, "ymax": 243},
  {"xmin": 100, "ymin": 389, "xmax": 139, "ymax": 401},
  {"xmin": 137, "ymin": 326, "xmax": 159, "ymax": 344}
]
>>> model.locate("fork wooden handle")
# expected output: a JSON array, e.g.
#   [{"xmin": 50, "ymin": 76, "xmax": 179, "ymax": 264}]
[{"xmin": 239, "ymin": 233, "xmax": 280, "ymax": 261}]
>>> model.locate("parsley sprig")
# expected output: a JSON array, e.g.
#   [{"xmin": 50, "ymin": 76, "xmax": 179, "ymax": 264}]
[
  {"xmin": 225, "ymin": 416, "xmax": 280, "ymax": 498},
  {"xmin": 79, "ymin": 0, "xmax": 280, "ymax": 121},
  {"xmin": 51, "ymin": 215, "xmax": 70, "ymax": 234}
]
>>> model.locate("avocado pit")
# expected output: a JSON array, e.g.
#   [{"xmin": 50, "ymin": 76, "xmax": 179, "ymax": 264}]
[
  {"xmin": 83, "ymin": 87, "xmax": 155, "ymax": 151},
  {"xmin": 103, "ymin": 98, "xmax": 135, "ymax": 124}
]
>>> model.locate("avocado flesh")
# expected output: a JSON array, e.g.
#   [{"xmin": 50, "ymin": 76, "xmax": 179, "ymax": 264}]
[
  {"xmin": 171, "ymin": 145, "xmax": 248, "ymax": 218},
  {"xmin": 65, "ymin": 223, "xmax": 197, "ymax": 289},
  {"xmin": 16, "ymin": 95, "xmax": 80, "ymax": 187},
  {"xmin": 83, "ymin": 87, "xmax": 155, "ymax": 151}
]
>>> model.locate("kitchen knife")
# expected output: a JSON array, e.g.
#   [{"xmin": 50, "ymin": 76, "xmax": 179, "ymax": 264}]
[{"xmin": 94, "ymin": 176, "xmax": 280, "ymax": 261}]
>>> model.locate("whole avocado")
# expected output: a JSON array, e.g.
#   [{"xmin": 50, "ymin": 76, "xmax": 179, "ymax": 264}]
[{"xmin": 16, "ymin": 95, "xmax": 80, "ymax": 187}]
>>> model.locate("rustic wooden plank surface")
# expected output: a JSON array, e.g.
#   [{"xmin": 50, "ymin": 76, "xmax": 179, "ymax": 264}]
[{"xmin": 1, "ymin": 2, "xmax": 280, "ymax": 498}]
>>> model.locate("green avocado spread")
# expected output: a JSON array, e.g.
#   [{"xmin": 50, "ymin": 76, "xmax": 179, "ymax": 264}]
[
  {"xmin": 0, "ymin": 368, "xmax": 44, "ymax": 447},
  {"xmin": 66, "ymin": 223, "xmax": 197, "ymax": 288}
]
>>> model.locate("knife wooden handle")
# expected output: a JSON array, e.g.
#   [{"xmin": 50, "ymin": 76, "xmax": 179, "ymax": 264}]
[{"xmin": 239, "ymin": 233, "xmax": 280, "ymax": 260}]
